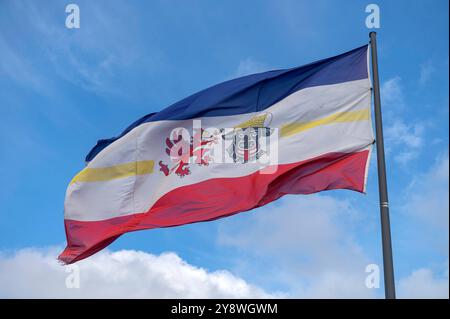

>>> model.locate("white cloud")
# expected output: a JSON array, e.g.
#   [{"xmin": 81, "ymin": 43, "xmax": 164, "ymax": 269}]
[
  {"xmin": 384, "ymin": 119, "xmax": 425, "ymax": 165},
  {"xmin": 419, "ymin": 61, "xmax": 435, "ymax": 86},
  {"xmin": 0, "ymin": 34, "xmax": 46, "ymax": 92},
  {"xmin": 404, "ymin": 153, "xmax": 449, "ymax": 238},
  {"xmin": 396, "ymin": 154, "xmax": 449, "ymax": 298},
  {"xmin": 381, "ymin": 76, "xmax": 427, "ymax": 166},
  {"xmin": 1, "ymin": 1, "xmax": 159, "ymax": 96},
  {"xmin": 0, "ymin": 248, "xmax": 273, "ymax": 298},
  {"xmin": 218, "ymin": 195, "xmax": 378, "ymax": 298},
  {"xmin": 381, "ymin": 76, "xmax": 404, "ymax": 108},
  {"xmin": 399, "ymin": 266, "xmax": 449, "ymax": 298},
  {"xmin": 234, "ymin": 58, "xmax": 269, "ymax": 77}
]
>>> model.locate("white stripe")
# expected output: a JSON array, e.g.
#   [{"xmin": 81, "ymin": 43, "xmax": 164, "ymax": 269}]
[{"xmin": 65, "ymin": 78, "xmax": 374, "ymax": 221}]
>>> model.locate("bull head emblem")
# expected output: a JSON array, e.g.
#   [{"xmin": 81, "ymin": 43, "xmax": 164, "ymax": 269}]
[{"xmin": 222, "ymin": 113, "xmax": 273, "ymax": 163}]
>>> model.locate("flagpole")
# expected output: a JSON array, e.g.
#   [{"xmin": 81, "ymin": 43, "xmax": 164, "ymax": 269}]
[{"xmin": 369, "ymin": 31, "xmax": 396, "ymax": 299}]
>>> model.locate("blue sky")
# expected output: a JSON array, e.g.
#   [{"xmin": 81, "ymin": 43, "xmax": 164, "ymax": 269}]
[{"xmin": 0, "ymin": 0, "xmax": 448, "ymax": 298}]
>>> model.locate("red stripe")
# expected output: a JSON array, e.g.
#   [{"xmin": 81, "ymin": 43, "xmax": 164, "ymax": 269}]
[{"xmin": 59, "ymin": 150, "xmax": 370, "ymax": 264}]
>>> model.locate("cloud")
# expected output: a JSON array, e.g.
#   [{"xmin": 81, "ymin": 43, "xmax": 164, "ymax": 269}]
[
  {"xmin": 399, "ymin": 266, "xmax": 449, "ymax": 298},
  {"xmin": 384, "ymin": 119, "xmax": 425, "ymax": 165},
  {"xmin": 0, "ymin": 0, "xmax": 159, "ymax": 97},
  {"xmin": 396, "ymin": 153, "xmax": 449, "ymax": 298},
  {"xmin": 218, "ymin": 195, "xmax": 378, "ymax": 298},
  {"xmin": 0, "ymin": 34, "xmax": 46, "ymax": 92},
  {"xmin": 381, "ymin": 76, "xmax": 404, "ymax": 108},
  {"xmin": 403, "ymin": 153, "xmax": 449, "ymax": 242},
  {"xmin": 0, "ymin": 248, "xmax": 273, "ymax": 298},
  {"xmin": 234, "ymin": 58, "xmax": 269, "ymax": 77},
  {"xmin": 381, "ymin": 76, "xmax": 427, "ymax": 166},
  {"xmin": 419, "ymin": 61, "xmax": 435, "ymax": 86}
]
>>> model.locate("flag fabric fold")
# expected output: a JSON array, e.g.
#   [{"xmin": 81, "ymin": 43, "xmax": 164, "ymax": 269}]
[{"xmin": 59, "ymin": 44, "xmax": 374, "ymax": 264}]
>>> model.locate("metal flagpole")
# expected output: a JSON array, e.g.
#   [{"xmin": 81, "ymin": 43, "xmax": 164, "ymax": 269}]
[{"xmin": 369, "ymin": 31, "xmax": 396, "ymax": 299}]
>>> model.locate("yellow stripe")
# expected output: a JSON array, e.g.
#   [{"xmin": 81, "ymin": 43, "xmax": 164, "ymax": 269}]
[
  {"xmin": 69, "ymin": 110, "xmax": 368, "ymax": 184},
  {"xmin": 280, "ymin": 109, "xmax": 370, "ymax": 138},
  {"xmin": 70, "ymin": 160, "xmax": 154, "ymax": 184}
]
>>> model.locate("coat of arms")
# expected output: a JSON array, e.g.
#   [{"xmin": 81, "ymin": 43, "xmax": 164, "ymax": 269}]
[{"xmin": 159, "ymin": 113, "xmax": 273, "ymax": 177}]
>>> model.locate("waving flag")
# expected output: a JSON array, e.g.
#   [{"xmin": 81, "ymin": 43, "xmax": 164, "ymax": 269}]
[{"xmin": 59, "ymin": 45, "xmax": 374, "ymax": 264}]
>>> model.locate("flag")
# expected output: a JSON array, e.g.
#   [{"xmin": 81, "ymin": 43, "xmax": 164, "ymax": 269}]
[{"xmin": 59, "ymin": 45, "xmax": 374, "ymax": 264}]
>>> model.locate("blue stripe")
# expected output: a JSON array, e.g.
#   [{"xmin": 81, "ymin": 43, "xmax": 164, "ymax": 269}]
[{"xmin": 86, "ymin": 44, "xmax": 368, "ymax": 162}]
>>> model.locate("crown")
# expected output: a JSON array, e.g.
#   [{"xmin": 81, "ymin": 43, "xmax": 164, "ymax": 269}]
[{"xmin": 235, "ymin": 113, "xmax": 272, "ymax": 128}]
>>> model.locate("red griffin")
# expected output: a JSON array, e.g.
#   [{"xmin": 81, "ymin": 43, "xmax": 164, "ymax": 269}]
[{"xmin": 158, "ymin": 128, "xmax": 217, "ymax": 177}]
